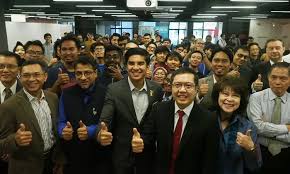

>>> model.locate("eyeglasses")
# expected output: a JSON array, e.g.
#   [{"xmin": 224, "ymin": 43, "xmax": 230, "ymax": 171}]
[
  {"xmin": 26, "ymin": 50, "xmax": 43, "ymax": 56},
  {"xmin": 75, "ymin": 71, "xmax": 95, "ymax": 78},
  {"xmin": 0, "ymin": 64, "xmax": 18, "ymax": 70},
  {"xmin": 20, "ymin": 73, "xmax": 44, "ymax": 79},
  {"xmin": 172, "ymin": 82, "xmax": 195, "ymax": 90}
]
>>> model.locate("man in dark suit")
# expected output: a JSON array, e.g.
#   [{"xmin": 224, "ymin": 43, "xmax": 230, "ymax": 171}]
[
  {"xmin": 139, "ymin": 67, "xmax": 219, "ymax": 174},
  {"xmin": 0, "ymin": 60, "xmax": 61, "ymax": 174},
  {"xmin": 251, "ymin": 39, "xmax": 286, "ymax": 93},
  {"xmin": 0, "ymin": 51, "xmax": 22, "ymax": 174},
  {"xmin": 58, "ymin": 56, "xmax": 110, "ymax": 174},
  {"xmin": 97, "ymin": 48, "xmax": 163, "ymax": 174}
]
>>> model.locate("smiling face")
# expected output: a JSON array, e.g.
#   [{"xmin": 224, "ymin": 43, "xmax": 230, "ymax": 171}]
[
  {"xmin": 266, "ymin": 40, "xmax": 285, "ymax": 63},
  {"xmin": 268, "ymin": 67, "xmax": 290, "ymax": 97},
  {"xmin": 127, "ymin": 54, "xmax": 147, "ymax": 84},
  {"xmin": 75, "ymin": 63, "xmax": 97, "ymax": 89},
  {"xmin": 233, "ymin": 49, "xmax": 249, "ymax": 66},
  {"xmin": 218, "ymin": 87, "xmax": 241, "ymax": 115},
  {"xmin": 0, "ymin": 56, "xmax": 19, "ymax": 86},
  {"xmin": 153, "ymin": 69, "xmax": 167, "ymax": 84},
  {"xmin": 211, "ymin": 51, "xmax": 231, "ymax": 77}
]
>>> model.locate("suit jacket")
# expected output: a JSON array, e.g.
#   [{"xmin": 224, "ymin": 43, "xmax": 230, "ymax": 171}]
[
  {"xmin": 0, "ymin": 89, "xmax": 59, "ymax": 174},
  {"xmin": 98, "ymin": 78, "xmax": 163, "ymax": 174},
  {"xmin": 199, "ymin": 75, "xmax": 215, "ymax": 110},
  {"xmin": 145, "ymin": 101, "xmax": 219, "ymax": 174}
]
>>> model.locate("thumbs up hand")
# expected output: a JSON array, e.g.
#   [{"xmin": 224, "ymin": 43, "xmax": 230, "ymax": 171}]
[
  {"xmin": 62, "ymin": 121, "xmax": 73, "ymax": 141},
  {"xmin": 77, "ymin": 120, "xmax": 88, "ymax": 141},
  {"xmin": 236, "ymin": 129, "xmax": 255, "ymax": 151},
  {"xmin": 56, "ymin": 68, "xmax": 70, "ymax": 86},
  {"xmin": 198, "ymin": 79, "xmax": 209, "ymax": 98},
  {"xmin": 131, "ymin": 128, "xmax": 144, "ymax": 153},
  {"xmin": 97, "ymin": 122, "xmax": 113, "ymax": 146},
  {"xmin": 228, "ymin": 65, "xmax": 240, "ymax": 78},
  {"xmin": 15, "ymin": 123, "xmax": 32, "ymax": 146},
  {"xmin": 253, "ymin": 74, "xmax": 263, "ymax": 91}
]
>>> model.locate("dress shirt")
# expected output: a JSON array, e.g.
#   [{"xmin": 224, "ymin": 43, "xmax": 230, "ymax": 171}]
[
  {"xmin": 43, "ymin": 42, "xmax": 53, "ymax": 61},
  {"xmin": 174, "ymin": 101, "xmax": 194, "ymax": 136},
  {"xmin": 247, "ymin": 88, "xmax": 290, "ymax": 148},
  {"xmin": 128, "ymin": 77, "xmax": 149, "ymax": 123},
  {"xmin": 0, "ymin": 81, "xmax": 17, "ymax": 104},
  {"xmin": 23, "ymin": 89, "xmax": 55, "ymax": 151}
]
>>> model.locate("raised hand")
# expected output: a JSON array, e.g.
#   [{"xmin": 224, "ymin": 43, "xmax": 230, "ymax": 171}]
[
  {"xmin": 199, "ymin": 79, "xmax": 209, "ymax": 98},
  {"xmin": 253, "ymin": 74, "xmax": 263, "ymax": 91},
  {"xmin": 236, "ymin": 129, "xmax": 255, "ymax": 151},
  {"xmin": 62, "ymin": 121, "xmax": 73, "ymax": 141},
  {"xmin": 15, "ymin": 124, "xmax": 32, "ymax": 146},
  {"xmin": 131, "ymin": 128, "xmax": 144, "ymax": 153},
  {"xmin": 97, "ymin": 122, "xmax": 113, "ymax": 146},
  {"xmin": 77, "ymin": 120, "xmax": 88, "ymax": 141}
]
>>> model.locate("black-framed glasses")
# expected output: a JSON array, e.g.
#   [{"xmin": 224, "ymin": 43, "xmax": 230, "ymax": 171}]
[{"xmin": 0, "ymin": 64, "xmax": 18, "ymax": 70}]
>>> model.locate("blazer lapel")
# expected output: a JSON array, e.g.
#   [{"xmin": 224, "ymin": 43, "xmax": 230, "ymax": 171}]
[
  {"xmin": 17, "ymin": 90, "xmax": 42, "ymax": 138},
  {"xmin": 122, "ymin": 80, "xmax": 139, "ymax": 125},
  {"xmin": 167, "ymin": 101, "xmax": 175, "ymax": 154}
]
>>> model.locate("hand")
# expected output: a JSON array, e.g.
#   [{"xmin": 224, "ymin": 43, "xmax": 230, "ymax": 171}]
[
  {"xmin": 236, "ymin": 130, "xmax": 255, "ymax": 151},
  {"xmin": 77, "ymin": 120, "xmax": 88, "ymax": 141},
  {"xmin": 146, "ymin": 68, "xmax": 152, "ymax": 79},
  {"xmin": 56, "ymin": 68, "xmax": 70, "ymax": 86},
  {"xmin": 48, "ymin": 58, "xmax": 58, "ymax": 67},
  {"xmin": 15, "ymin": 124, "xmax": 32, "ymax": 146},
  {"xmin": 131, "ymin": 128, "xmax": 144, "ymax": 153},
  {"xmin": 108, "ymin": 66, "xmax": 123, "ymax": 81},
  {"xmin": 198, "ymin": 79, "xmax": 209, "ymax": 98},
  {"xmin": 62, "ymin": 122, "xmax": 73, "ymax": 141},
  {"xmin": 227, "ymin": 66, "xmax": 240, "ymax": 78},
  {"xmin": 253, "ymin": 74, "xmax": 263, "ymax": 91},
  {"xmin": 97, "ymin": 122, "xmax": 113, "ymax": 146}
]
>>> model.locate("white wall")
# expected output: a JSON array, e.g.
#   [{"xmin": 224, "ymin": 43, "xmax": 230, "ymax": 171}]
[
  {"xmin": 5, "ymin": 21, "xmax": 73, "ymax": 51},
  {"xmin": 249, "ymin": 19, "xmax": 290, "ymax": 50}
]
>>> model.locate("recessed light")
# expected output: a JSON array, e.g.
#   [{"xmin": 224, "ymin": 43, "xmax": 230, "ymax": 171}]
[
  {"xmin": 13, "ymin": 5, "xmax": 50, "ymax": 8},
  {"xmin": 60, "ymin": 12, "xmax": 87, "ymax": 14},
  {"xmin": 197, "ymin": 13, "xmax": 227, "ymax": 16}
]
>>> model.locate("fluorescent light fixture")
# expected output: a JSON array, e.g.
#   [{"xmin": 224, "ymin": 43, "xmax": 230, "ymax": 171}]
[
  {"xmin": 170, "ymin": 9, "xmax": 183, "ymax": 12},
  {"xmin": 205, "ymin": 10, "xmax": 239, "ymax": 12},
  {"xmin": 232, "ymin": 17, "xmax": 256, "ymax": 19},
  {"xmin": 231, "ymin": 0, "xmax": 287, "ymax": 2},
  {"xmin": 77, "ymin": 15, "xmax": 102, "ymax": 17},
  {"xmin": 60, "ymin": 12, "xmax": 87, "ymax": 14},
  {"xmin": 192, "ymin": 15, "xmax": 217, "ymax": 18},
  {"xmin": 250, "ymin": 14, "xmax": 269, "ymax": 16},
  {"xmin": 232, "ymin": 16, "xmax": 267, "ymax": 19},
  {"xmin": 105, "ymin": 13, "xmax": 132, "ymax": 15},
  {"xmin": 271, "ymin": 11, "xmax": 290, "ymax": 13},
  {"xmin": 92, "ymin": 9, "xmax": 126, "ymax": 12},
  {"xmin": 9, "ymin": 9, "xmax": 22, "ymax": 11},
  {"xmin": 13, "ymin": 5, "xmax": 50, "ymax": 8},
  {"xmin": 37, "ymin": 14, "xmax": 60, "ymax": 16},
  {"xmin": 76, "ymin": 5, "xmax": 116, "ymax": 7},
  {"xmin": 151, "ymin": 13, "xmax": 179, "ymax": 15},
  {"xmin": 158, "ymin": 0, "xmax": 191, "ymax": 1},
  {"xmin": 153, "ymin": 16, "xmax": 176, "ymax": 18},
  {"xmin": 211, "ymin": 6, "xmax": 257, "ymax": 8},
  {"xmin": 111, "ymin": 15, "xmax": 137, "ymax": 17},
  {"xmin": 54, "ymin": 0, "xmax": 102, "ymax": 1},
  {"xmin": 197, "ymin": 13, "xmax": 227, "ymax": 16},
  {"xmin": 21, "ymin": 12, "xmax": 45, "ymax": 14},
  {"xmin": 158, "ymin": 6, "xmax": 187, "ymax": 8}
]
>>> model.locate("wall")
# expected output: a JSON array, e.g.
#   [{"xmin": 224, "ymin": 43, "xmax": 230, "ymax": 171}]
[
  {"xmin": 249, "ymin": 19, "xmax": 290, "ymax": 49},
  {"xmin": 5, "ymin": 21, "xmax": 73, "ymax": 51}
]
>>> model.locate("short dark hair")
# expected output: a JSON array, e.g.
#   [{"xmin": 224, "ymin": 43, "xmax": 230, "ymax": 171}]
[
  {"xmin": 124, "ymin": 48, "xmax": 150, "ymax": 65},
  {"xmin": 155, "ymin": 45, "xmax": 170, "ymax": 55},
  {"xmin": 110, "ymin": 33, "xmax": 121, "ymax": 41},
  {"xmin": 74, "ymin": 56, "xmax": 97, "ymax": 70},
  {"xmin": 175, "ymin": 44, "xmax": 184, "ymax": 49},
  {"xmin": 190, "ymin": 50, "xmax": 204, "ymax": 60},
  {"xmin": 60, "ymin": 34, "xmax": 81, "ymax": 49},
  {"xmin": 0, "ymin": 51, "xmax": 21, "ymax": 66},
  {"xmin": 90, "ymin": 42, "xmax": 105, "ymax": 53},
  {"xmin": 163, "ymin": 38, "xmax": 171, "ymax": 43},
  {"xmin": 146, "ymin": 42, "xmax": 157, "ymax": 48},
  {"xmin": 211, "ymin": 47, "xmax": 234, "ymax": 63},
  {"xmin": 13, "ymin": 41, "xmax": 24, "ymax": 53},
  {"xmin": 248, "ymin": 42, "xmax": 260, "ymax": 50},
  {"xmin": 44, "ymin": 33, "xmax": 51, "ymax": 38},
  {"xmin": 24, "ymin": 40, "xmax": 45, "ymax": 54},
  {"xmin": 21, "ymin": 60, "xmax": 48, "ymax": 73},
  {"xmin": 265, "ymin": 39, "xmax": 284, "ymax": 49},
  {"xmin": 119, "ymin": 36, "xmax": 130, "ymax": 43},
  {"xmin": 211, "ymin": 76, "xmax": 249, "ymax": 114},
  {"xmin": 234, "ymin": 45, "xmax": 249, "ymax": 54},
  {"xmin": 166, "ymin": 51, "xmax": 183, "ymax": 63},
  {"xmin": 171, "ymin": 67, "xmax": 198, "ymax": 87},
  {"xmin": 143, "ymin": 33, "xmax": 151, "ymax": 37},
  {"xmin": 105, "ymin": 45, "xmax": 123, "ymax": 57},
  {"xmin": 268, "ymin": 62, "xmax": 290, "ymax": 76}
]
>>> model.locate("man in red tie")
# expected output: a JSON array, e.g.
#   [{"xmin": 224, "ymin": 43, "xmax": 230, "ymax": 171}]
[{"xmin": 132, "ymin": 67, "xmax": 219, "ymax": 174}]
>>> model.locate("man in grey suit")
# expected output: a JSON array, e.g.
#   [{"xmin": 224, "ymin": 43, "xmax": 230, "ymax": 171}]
[
  {"xmin": 0, "ymin": 60, "xmax": 61, "ymax": 174},
  {"xmin": 97, "ymin": 48, "xmax": 163, "ymax": 174},
  {"xmin": 198, "ymin": 47, "xmax": 233, "ymax": 109}
]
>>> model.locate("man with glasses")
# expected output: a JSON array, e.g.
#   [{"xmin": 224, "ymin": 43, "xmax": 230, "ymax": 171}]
[
  {"xmin": 58, "ymin": 56, "xmax": 110, "ymax": 174},
  {"xmin": 0, "ymin": 60, "xmax": 61, "ymax": 174},
  {"xmin": 141, "ymin": 67, "xmax": 219, "ymax": 174},
  {"xmin": 24, "ymin": 40, "xmax": 47, "ymax": 63}
]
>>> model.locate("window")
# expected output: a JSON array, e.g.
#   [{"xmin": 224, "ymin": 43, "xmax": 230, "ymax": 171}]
[
  {"xmin": 110, "ymin": 21, "xmax": 133, "ymax": 39},
  {"xmin": 193, "ymin": 22, "xmax": 223, "ymax": 43},
  {"xmin": 169, "ymin": 22, "xmax": 187, "ymax": 45}
]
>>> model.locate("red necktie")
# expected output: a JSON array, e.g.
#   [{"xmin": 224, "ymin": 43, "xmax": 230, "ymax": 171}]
[{"xmin": 169, "ymin": 110, "xmax": 185, "ymax": 174}]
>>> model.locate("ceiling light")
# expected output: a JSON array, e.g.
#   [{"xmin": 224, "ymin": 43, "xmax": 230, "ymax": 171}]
[
  {"xmin": 54, "ymin": 0, "xmax": 102, "ymax": 1},
  {"xmin": 158, "ymin": 0, "xmax": 191, "ymax": 1},
  {"xmin": 211, "ymin": 6, "xmax": 257, "ymax": 8},
  {"xmin": 77, "ymin": 15, "xmax": 102, "ymax": 17},
  {"xmin": 37, "ymin": 14, "xmax": 60, "ymax": 16},
  {"xmin": 205, "ymin": 10, "xmax": 239, "ymax": 12},
  {"xmin": 192, "ymin": 15, "xmax": 217, "ymax": 18},
  {"xmin": 60, "ymin": 12, "xmax": 87, "ymax": 14},
  {"xmin": 231, "ymin": 0, "xmax": 287, "ymax": 2},
  {"xmin": 158, "ymin": 6, "xmax": 187, "ymax": 8},
  {"xmin": 232, "ymin": 17, "xmax": 256, "ymax": 19},
  {"xmin": 151, "ymin": 13, "xmax": 179, "ymax": 15},
  {"xmin": 21, "ymin": 12, "xmax": 45, "ymax": 14},
  {"xmin": 250, "ymin": 13, "xmax": 269, "ymax": 16},
  {"xmin": 197, "ymin": 13, "xmax": 227, "ymax": 16},
  {"xmin": 104, "ymin": 13, "xmax": 132, "ymax": 15},
  {"xmin": 13, "ymin": 5, "xmax": 50, "ymax": 8},
  {"xmin": 111, "ymin": 15, "xmax": 137, "ymax": 17},
  {"xmin": 153, "ymin": 16, "xmax": 176, "ymax": 18},
  {"xmin": 92, "ymin": 9, "xmax": 126, "ymax": 12},
  {"xmin": 9, "ymin": 9, "xmax": 22, "ymax": 11},
  {"xmin": 76, "ymin": 5, "xmax": 116, "ymax": 8},
  {"xmin": 170, "ymin": 9, "xmax": 184, "ymax": 12},
  {"xmin": 271, "ymin": 11, "xmax": 290, "ymax": 13}
]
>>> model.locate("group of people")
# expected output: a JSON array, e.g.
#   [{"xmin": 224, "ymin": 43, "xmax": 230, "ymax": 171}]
[{"xmin": 0, "ymin": 31, "xmax": 290, "ymax": 174}]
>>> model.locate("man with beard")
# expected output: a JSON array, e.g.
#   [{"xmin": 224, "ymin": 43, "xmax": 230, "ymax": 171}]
[{"xmin": 45, "ymin": 35, "xmax": 80, "ymax": 95}]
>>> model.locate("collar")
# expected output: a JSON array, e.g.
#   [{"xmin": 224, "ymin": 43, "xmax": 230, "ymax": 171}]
[
  {"xmin": 174, "ymin": 101, "xmax": 194, "ymax": 116},
  {"xmin": 268, "ymin": 88, "xmax": 288, "ymax": 103},
  {"xmin": 212, "ymin": 74, "xmax": 217, "ymax": 84},
  {"xmin": 23, "ymin": 88, "xmax": 45, "ymax": 102},
  {"xmin": 128, "ymin": 77, "xmax": 147, "ymax": 92},
  {"xmin": 0, "ymin": 80, "xmax": 17, "ymax": 96},
  {"xmin": 217, "ymin": 111, "xmax": 243, "ymax": 128},
  {"xmin": 270, "ymin": 59, "xmax": 283, "ymax": 65}
]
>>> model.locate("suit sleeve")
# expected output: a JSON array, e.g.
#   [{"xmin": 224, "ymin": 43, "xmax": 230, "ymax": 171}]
[{"xmin": 0, "ymin": 104, "xmax": 19, "ymax": 156}]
